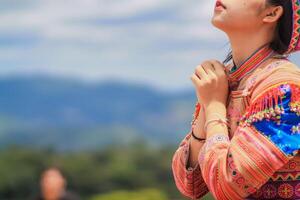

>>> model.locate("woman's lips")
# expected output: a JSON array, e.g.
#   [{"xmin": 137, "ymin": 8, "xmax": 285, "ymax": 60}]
[{"xmin": 215, "ymin": 0, "xmax": 226, "ymax": 9}]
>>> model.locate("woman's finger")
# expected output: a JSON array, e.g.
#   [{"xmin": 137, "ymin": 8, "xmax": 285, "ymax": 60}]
[
  {"xmin": 202, "ymin": 62, "xmax": 216, "ymax": 75},
  {"xmin": 195, "ymin": 64, "xmax": 209, "ymax": 81},
  {"xmin": 190, "ymin": 73, "xmax": 202, "ymax": 87},
  {"xmin": 204, "ymin": 60, "xmax": 216, "ymax": 71},
  {"xmin": 206, "ymin": 67, "xmax": 217, "ymax": 80},
  {"xmin": 210, "ymin": 60, "xmax": 226, "ymax": 76}
]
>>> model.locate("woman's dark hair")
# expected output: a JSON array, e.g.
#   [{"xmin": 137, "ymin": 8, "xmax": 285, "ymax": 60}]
[{"xmin": 223, "ymin": 0, "xmax": 293, "ymax": 65}]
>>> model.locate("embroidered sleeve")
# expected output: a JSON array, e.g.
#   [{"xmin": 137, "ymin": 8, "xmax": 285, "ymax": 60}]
[
  {"xmin": 171, "ymin": 102, "xmax": 209, "ymax": 199},
  {"xmin": 197, "ymin": 83, "xmax": 300, "ymax": 200},
  {"xmin": 172, "ymin": 130, "xmax": 209, "ymax": 199},
  {"xmin": 242, "ymin": 83, "xmax": 300, "ymax": 156}
]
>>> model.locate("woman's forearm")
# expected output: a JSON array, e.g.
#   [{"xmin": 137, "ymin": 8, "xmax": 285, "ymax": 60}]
[
  {"xmin": 187, "ymin": 105, "xmax": 206, "ymax": 168},
  {"xmin": 187, "ymin": 102, "xmax": 228, "ymax": 168},
  {"xmin": 205, "ymin": 102, "xmax": 228, "ymax": 138}
]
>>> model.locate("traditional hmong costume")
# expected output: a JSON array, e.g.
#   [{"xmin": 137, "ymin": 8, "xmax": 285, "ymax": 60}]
[{"xmin": 171, "ymin": 1, "xmax": 300, "ymax": 199}]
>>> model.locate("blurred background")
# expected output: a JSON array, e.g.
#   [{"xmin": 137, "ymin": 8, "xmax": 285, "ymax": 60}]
[{"xmin": 0, "ymin": 0, "xmax": 299, "ymax": 199}]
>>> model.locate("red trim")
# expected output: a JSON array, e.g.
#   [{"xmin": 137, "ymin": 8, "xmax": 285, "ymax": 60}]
[{"xmin": 229, "ymin": 45, "xmax": 275, "ymax": 82}]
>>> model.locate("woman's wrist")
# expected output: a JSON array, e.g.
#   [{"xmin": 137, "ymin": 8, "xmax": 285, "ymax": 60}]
[
  {"xmin": 191, "ymin": 129, "xmax": 206, "ymax": 141},
  {"xmin": 192, "ymin": 104, "xmax": 206, "ymax": 139},
  {"xmin": 204, "ymin": 101, "xmax": 228, "ymax": 138},
  {"xmin": 205, "ymin": 101, "xmax": 227, "ymax": 119},
  {"xmin": 204, "ymin": 117, "xmax": 229, "ymax": 133}
]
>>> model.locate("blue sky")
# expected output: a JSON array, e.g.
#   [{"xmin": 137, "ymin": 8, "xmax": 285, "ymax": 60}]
[{"xmin": 0, "ymin": 0, "xmax": 299, "ymax": 91}]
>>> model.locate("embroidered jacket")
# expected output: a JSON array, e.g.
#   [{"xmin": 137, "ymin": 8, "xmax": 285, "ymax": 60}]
[{"xmin": 172, "ymin": 47, "xmax": 300, "ymax": 200}]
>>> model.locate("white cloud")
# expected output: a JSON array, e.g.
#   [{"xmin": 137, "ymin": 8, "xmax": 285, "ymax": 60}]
[{"xmin": 3, "ymin": 0, "xmax": 286, "ymax": 91}]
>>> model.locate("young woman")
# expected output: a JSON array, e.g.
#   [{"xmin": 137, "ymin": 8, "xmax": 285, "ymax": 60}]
[{"xmin": 172, "ymin": 0, "xmax": 300, "ymax": 199}]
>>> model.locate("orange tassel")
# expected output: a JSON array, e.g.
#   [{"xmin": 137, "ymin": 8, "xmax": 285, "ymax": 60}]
[
  {"xmin": 290, "ymin": 84, "xmax": 300, "ymax": 116},
  {"xmin": 239, "ymin": 83, "xmax": 300, "ymax": 127}
]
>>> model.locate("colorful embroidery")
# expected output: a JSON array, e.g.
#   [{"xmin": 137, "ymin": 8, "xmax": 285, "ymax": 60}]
[
  {"xmin": 286, "ymin": 0, "xmax": 300, "ymax": 54},
  {"xmin": 171, "ymin": 131, "xmax": 209, "ymax": 200},
  {"xmin": 228, "ymin": 44, "xmax": 276, "ymax": 82},
  {"xmin": 241, "ymin": 83, "xmax": 300, "ymax": 156},
  {"xmin": 278, "ymin": 183, "xmax": 294, "ymax": 198},
  {"xmin": 196, "ymin": 123, "xmax": 292, "ymax": 200},
  {"xmin": 292, "ymin": 123, "xmax": 300, "ymax": 134},
  {"xmin": 174, "ymin": 51, "xmax": 300, "ymax": 200},
  {"xmin": 263, "ymin": 184, "xmax": 277, "ymax": 199},
  {"xmin": 240, "ymin": 83, "xmax": 300, "ymax": 127},
  {"xmin": 227, "ymin": 153, "xmax": 257, "ymax": 195},
  {"xmin": 295, "ymin": 183, "xmax": 300, "ymax": 197},
  {"xmin": 290, "ymin": 83, "xmax": 300, "ymax": 115},
  {"xmin": 198, "ymin": 134, "xmax": 229, "ymax": 164},
  {"xmin": 248, "ymin": 180, "xmax": 300, "ymax": 199}
]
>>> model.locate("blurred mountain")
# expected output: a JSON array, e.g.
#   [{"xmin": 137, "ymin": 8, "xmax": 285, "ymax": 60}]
[{"xmin": 0, "ymin": 76, "xmax": 197, "ymax": 151}]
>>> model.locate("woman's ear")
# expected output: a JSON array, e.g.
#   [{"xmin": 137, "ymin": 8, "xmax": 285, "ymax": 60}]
[{"xmin": 262, "ymin": 6, "xmax": 284, "ymax": 23}]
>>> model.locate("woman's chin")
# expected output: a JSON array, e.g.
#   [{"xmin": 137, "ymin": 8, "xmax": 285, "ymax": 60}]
[{"xmin": 211, "ymin": 17, "xmax": 226, "ymax": 31}]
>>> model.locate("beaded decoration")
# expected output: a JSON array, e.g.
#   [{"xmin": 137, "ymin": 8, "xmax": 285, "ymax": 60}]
[{"xmin": 239, "ymin": 83, "xmax": 300, "ymax": 127}]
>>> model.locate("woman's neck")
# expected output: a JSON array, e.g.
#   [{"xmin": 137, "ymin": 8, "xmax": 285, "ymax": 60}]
[{"xmin": 227, "ymin": 29, "xmax": 273, "ymax": 67}]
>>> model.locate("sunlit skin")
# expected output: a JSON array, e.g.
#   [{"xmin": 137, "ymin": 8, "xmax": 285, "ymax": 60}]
[
  {"xmin": 40, "ymin": 168, "xmax": 66, "ymax": 200},
  {"xmin": 187, "ymin": 0, "xmax": 284, "ymax": 168}
]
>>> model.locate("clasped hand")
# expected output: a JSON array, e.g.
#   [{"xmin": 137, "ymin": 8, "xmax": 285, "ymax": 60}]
[{"xmin": 190, "ymin": 59, "xmax": 229, "ymax": 109}]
